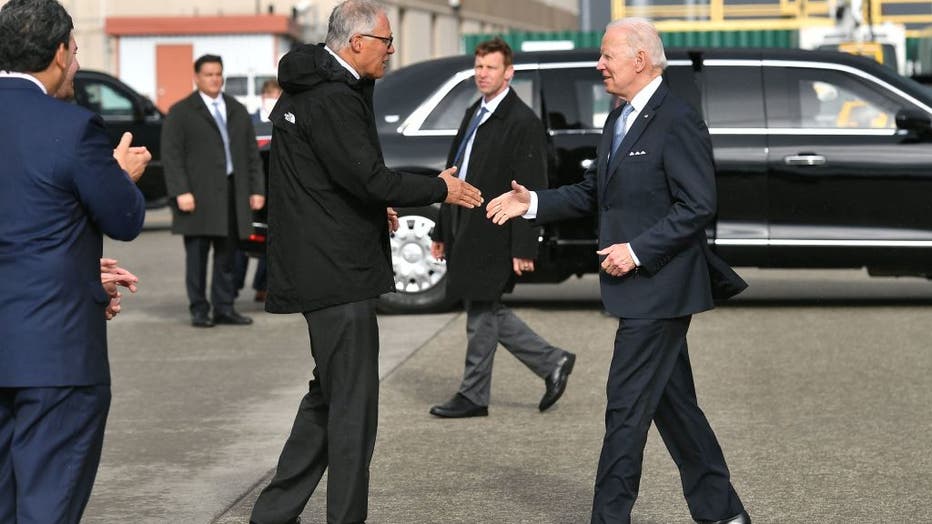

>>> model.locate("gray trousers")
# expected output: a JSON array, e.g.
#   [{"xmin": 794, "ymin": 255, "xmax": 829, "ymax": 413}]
[{"xmin": 458, "ymin": 300, "xmax": 566, "ymax": 406}]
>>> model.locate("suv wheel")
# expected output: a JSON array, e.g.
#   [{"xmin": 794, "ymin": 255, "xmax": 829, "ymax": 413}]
[{"xmin": 378, "ymin": 207, "xmax": 459, "ymax": 313}]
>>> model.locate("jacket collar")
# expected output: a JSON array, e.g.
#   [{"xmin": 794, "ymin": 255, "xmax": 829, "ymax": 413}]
[{"xmin": 604, "ymin": 81, "xmax": 669, "ymax": 180}]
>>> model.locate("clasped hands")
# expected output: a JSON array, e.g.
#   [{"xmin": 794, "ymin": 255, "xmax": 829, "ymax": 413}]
[
  {"xmin": 100, "ymin": 258, "xmax": 139, "ymax": 320},
  {"xmin": 484, "ymin": 180, "xmax": 635, "ymax": 277}
]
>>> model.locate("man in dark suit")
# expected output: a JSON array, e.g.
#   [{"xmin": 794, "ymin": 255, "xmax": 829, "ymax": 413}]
[
  {"xmin": 249, "ymin": 2, "xmax": 482, "ymax": 522},
  {"xmin": 162, "ymin": 54, "xmax": 265, "ymax": 327},
  {"xmin": 428, "ymin": 38, "xmax": 576, "ymax": 419},
  {"xmin": 486, "ymin": 18, "xmax": 751, "ymax": 524},
  {"xmin": 0, "ymin": 0, "xmax": 148, "ymax": 521}
]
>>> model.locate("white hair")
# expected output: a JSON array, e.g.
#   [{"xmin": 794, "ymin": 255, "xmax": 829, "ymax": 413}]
[
  {"xmin": 606, "ymin": 17, "xmax": 667, "ymax": 70},
  {"xmin": 325, "ymin": 0, "xmax": 385, "ymax": 51}
]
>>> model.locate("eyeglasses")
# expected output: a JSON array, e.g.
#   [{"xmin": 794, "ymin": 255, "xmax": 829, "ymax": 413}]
[{"xmin": 358, "ymin": 33, "xmax": 394, "ymax": 48}]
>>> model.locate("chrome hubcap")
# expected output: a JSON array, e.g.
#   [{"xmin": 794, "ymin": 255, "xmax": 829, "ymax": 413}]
[{"xmin": 390, "ymin": 214, "xmax": 446, "ymax": 293}]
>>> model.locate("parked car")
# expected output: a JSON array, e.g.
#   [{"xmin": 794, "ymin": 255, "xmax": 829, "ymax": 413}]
[
  {"xmin": 367, "ymin": 47, "xmax": 932, "ymax": 313},
  {"xmin": 72, "ymin": 70, "xmax": 167, "ymax": 207}
]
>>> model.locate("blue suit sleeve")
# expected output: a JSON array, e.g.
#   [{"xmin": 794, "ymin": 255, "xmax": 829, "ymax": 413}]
[
  {"xmin": 72, "ymin": 115, "xmax": 146, "ymax": 241},
  {"xmin": 535, "ymin": 162, "xmax": 598, "ymax": 225}
]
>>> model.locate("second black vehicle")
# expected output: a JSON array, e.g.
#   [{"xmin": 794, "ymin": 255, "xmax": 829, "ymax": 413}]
[
  {"xmin": 73, "ymin": 70, "xmax": 167, "ymax": 207},
  {"xmin": 371, "ymin": 47, "xmax": 932, "ymax": 313}
]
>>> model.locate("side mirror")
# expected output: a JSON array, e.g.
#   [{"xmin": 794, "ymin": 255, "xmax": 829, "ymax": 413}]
[{"xmin": 895, "ymin": 108, "xmax": 932, "ymax": 135}]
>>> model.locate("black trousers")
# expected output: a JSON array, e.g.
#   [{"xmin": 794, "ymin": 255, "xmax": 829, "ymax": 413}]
[
  {"xmin": 183, "ymin": 235, "xmax": 235, "ymax": 316},
  {"xmin": 591, "ymin": 316, "xmax": 745, "ymax": 523},
  {"xmin": 183, "ymin": 175, "xmax": 239, "ymax": 317},
  {"xmin": 251, "ymin": 299, "xmax": 379, "ymax": 524},
  {"xmin": 0, "ymin": 386, "xmax": 110, "ymax": 524}
]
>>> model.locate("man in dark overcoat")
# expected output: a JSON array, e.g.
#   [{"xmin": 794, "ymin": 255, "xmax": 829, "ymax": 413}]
[
  {"xmin": 162, "ymin": 54, "xmax": 265, "ymax": 327},
  {"xmin": 428, "ymin": 38, "xmax": 576, "ymax": 418}
]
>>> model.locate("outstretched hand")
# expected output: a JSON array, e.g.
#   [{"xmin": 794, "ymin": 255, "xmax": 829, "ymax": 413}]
[
  {"xmin": 486, "ymin": 180, "xmax": 531, "ymax": 225},
  {"xmin": 439, "ymin": 167, "xmax": 483, "ymax": 208}
]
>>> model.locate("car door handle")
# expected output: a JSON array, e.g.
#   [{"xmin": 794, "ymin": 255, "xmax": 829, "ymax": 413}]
[
  {"xmin": 580, "ymin": 158, "xmax": 595, "ymax": 169},
  {"xmin": 784, "ymin": 154, "xmax": 826, "ymax": 166}
]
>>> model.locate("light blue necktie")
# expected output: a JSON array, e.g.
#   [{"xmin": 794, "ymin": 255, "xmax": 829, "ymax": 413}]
[
  {"xmin": 212, "ymin": 101, "xmax": 234, "ymax": 175},
  {"xmin": 452, "ymin": 106, "xmax": 488, "ymax": 180},
  {"xmin": 610, "ymin": 103, "xmax": 635, "ymax": 158}
]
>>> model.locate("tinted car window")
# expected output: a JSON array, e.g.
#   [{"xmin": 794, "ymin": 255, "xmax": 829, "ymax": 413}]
[
  {"xmin": 76, "ymin": 81, "xmax": 134, "ymax": 121},
  {"xmin": 703, "ymin": 65, "xmax": 765, "ymax": 128},
  {"xmin": 764, "ymin": 66, "xmax": 917, "ymax": 129},
  {"xmin": 254, "ymin": 75, "xmax": 276, "ymax": 93},
  {"xmin": 421, "ymin": 71, "xmax": 537, "ymax": 131},
  {"xmin": 541, "ymin": 67, "xmax": 612, "ymax": 130},
  {"xmin": 225, "ymin": 76, "xmax": 248, "ymax": 97}
]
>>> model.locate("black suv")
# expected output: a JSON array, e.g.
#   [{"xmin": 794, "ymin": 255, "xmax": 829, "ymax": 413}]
[
  {"xmin": 73, "ymin": 70, "xmax": 167, "ymax": 207},
  {"xmin": 372, "ymin": 47, "xmax": 932, "ymax": 313}
]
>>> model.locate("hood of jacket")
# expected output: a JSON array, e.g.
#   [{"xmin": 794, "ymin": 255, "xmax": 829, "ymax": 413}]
[{"xmin": 277, "ymin": 43, "xmax": 370, "ymax": 95}]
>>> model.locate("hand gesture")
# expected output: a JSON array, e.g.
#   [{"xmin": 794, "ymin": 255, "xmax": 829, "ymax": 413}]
[
  {"xmin": 512, "ymin": 257, "xmax": 534, "ymax": 276},
  {"xmin": 177, "ymin": 193, "xmax": 196, "ymax": 212},
  {"xmin": 486, "ymin": 180, "xmax": 530, "ymax": 225},
  {"xmin": 250, "ymin": 194, "xmax": 266, "ymax": 211},
  {"xmin": 113, "ymin": 132, "xmax": 151, "ymax": 182},
  {"xmin": 100, "ymin": 258, "xmax": 139, "ymax": 320},
  {"xmin": 596, "ymin": 243, "xmax": 636, "ymax": 277},
  {"xmin": 431, "ymin": 241, "xmax": 445, "ymax": 261},
  {"xmin": 439, "ymin": 167, "xmax": 483, "ymax": 208}
]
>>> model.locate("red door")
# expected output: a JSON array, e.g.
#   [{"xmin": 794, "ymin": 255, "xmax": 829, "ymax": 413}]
[{"xmin": 156, "ymin": 44, "xmax": 193, "ymax": 113}]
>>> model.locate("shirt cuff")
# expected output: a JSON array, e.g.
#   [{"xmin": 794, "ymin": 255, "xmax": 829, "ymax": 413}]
[
  {"xmin": 522, "ymin": 191, "xmax": 538, "ymax": 219},
  {"xmin": 628, "ymin": 244, "xmax": 641, "ymax": 267}
]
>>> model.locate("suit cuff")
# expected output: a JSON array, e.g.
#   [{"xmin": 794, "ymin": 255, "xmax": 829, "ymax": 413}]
[
  {"xmin": 522, "ymin": 191, "xmax": 538, "ymax": 219},
  {"xmin": 628, "ymin": 244, "xmax": 641, "ymax": 267}
]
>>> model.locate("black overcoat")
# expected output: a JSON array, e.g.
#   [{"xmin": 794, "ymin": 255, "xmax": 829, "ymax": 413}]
[
  {"xmin": 432, "ymin": 89, "xmax": 547, "ymax": 301},
  {"xmin": 161, "ymin": 91, "xmax": 263, "ymax": 239}
]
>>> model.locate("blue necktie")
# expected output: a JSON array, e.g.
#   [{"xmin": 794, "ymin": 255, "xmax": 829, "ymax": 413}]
[
  {"xmin": 610, "ymin": 103, "xmax": 635, "ymax": 158},
  {"xmin": 212, "ymin": 101, "xmax": 234, "ymax": 175},
  {"xmin": 452, "ymin": 106, "xmax": 488, "ymax": 179}
]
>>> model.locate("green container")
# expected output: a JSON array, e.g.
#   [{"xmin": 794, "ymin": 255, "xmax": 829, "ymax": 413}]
[{"xmin": 463, "ymin": 29, "xmax": 797, "ymax": 54}]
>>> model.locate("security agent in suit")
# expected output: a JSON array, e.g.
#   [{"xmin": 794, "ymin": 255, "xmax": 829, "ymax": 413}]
[
  {"xmin": 428, "ymin": 38, "xmax": 576, "ymax": 418},
  {"xmin": 162, "ymin": 54, "xmax": 265, "ymax": 327},
  {"xmin": 0, "ymin": 0, "xmax": 147, "ymax": 521},
  {"xmin": 486, "ymin": 18, "xmax": 751, "ymax": 524}
]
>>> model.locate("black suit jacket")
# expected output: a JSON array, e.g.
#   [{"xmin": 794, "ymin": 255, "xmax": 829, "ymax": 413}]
[
  {"xmin": 536, "ymin": 81, "xmax": 744, "ymax": 318},
  {"xmin": 162, "ymin": 91, "xmax": 263, "ymax": 239},
  {"xmin": 432, "ymin": 89, "xmax": 547, "ymax": 301}
]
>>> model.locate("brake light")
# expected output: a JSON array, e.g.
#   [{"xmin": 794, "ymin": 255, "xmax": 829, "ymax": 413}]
[
  {"xmin": 256, "ymin": 136, "xmax": 272, "ymax": 148},
  {"xmin": 248, "ymin": 233, "xmax": 266, "ymax": 243}
]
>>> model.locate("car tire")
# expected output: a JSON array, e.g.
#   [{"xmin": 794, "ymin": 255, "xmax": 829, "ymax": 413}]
[{"xmin": 378, "ymin": 206, "xmax": 460, "ymax": 314}]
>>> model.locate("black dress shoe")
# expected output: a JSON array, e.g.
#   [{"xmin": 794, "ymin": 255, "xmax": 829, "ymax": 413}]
[
  {"xmin": 429, "ymin": 393, "xmax": 488, "ymax": 418},
  {"xmin": 539, "ymin": 352, "xmax": 576, "ymax": 412},
  {"xmin": 696, "ymin": 511, "xmax": 751, "ymax": 524},
  {"xmin": 213, "ymin": 311, "xmax": 253, "ymax": 325},
  {"xmin": 191, "ymin": 313, "xmax": 214, "ymax": 328}
]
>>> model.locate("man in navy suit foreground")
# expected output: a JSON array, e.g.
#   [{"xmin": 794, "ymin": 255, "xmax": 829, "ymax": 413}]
[
  {"xmin": 487, "ymin": 18, "xmax": 751, "ymax": 524},
  {"xmin": 0, "ymin": 0, "xmax": 148, "ymax": 521}
]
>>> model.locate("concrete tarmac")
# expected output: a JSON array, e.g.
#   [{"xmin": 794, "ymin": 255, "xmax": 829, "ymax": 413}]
[{"xmin": 82, "ymin": 210, "xmax": 932, "ymax": 523}]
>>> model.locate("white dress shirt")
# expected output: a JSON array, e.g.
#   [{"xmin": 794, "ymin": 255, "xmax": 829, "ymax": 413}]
[
  {"xmin": 524, "ymin": 75, "xmax": 664, "ymax": 267},
  {"xmin": 0, "ymin": 71, "xmax": 47, "ymax": 94},
  {"xmin": 325, "ymin": 46, "xmax": 360, "ymax": 80},
  {"xmin": 457, "ymin": 86, "xmax": 509, "ymax": 180},
  {"xmin": 199, "ymin": 90, "xmax": 226, "ymax": 116}
]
